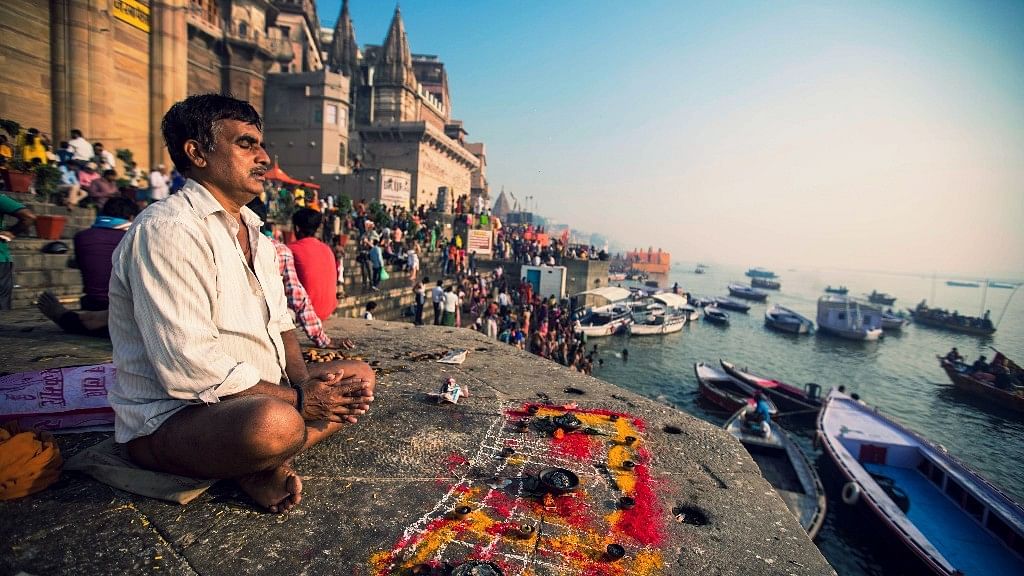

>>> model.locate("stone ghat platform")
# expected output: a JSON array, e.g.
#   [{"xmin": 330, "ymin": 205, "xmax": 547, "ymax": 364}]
[{"xmin": 0, "ymin": 311, "xmax": 834, "ymax": 575}]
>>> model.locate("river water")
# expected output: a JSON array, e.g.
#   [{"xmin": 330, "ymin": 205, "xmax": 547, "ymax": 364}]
[{"xmin": 589, "ymin": 264, "xmax": 1024, "ymax": 575}]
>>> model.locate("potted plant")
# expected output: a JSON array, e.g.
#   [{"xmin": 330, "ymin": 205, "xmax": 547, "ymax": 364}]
[
  {"xmin": 33, "ymin": 163, "xmax": 63, "ymax": 204},
  {"xmin": 0, "ymin": 118, "xmax": 34, "ymax": 193}
]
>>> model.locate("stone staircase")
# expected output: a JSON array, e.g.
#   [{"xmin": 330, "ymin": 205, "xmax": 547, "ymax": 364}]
[
  {"xmin": 7, "ymin": 191, "xmax": 96, "ymax": 309},
  {"xmin": 4, "ymin": 189, "xmax": 446, "ymax": 322}
]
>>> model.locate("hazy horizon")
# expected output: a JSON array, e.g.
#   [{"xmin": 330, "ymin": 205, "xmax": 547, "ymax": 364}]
[{"xmin": 324, "ymin": 0, "xmax": 1024, "ymax": 278}]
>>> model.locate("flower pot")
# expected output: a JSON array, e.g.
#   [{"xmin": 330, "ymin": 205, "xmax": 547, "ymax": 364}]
[
  {"xmin": 35, "ymin": 215, "xmax": 67, "ymax": 240},
  {"xmin": 1, "ymin": 169, "xmax": 34, "ymax": 193}
]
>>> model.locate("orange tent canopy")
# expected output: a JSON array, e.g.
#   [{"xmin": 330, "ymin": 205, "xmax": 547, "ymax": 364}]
[{"xmin": 265, "ymin": 161, "xmax": 320, "ymax": 189}]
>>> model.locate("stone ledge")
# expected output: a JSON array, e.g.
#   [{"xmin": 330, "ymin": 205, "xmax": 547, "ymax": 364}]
[{"xmin": 0, "ymin": 312, "xmax": 835, "ymax": 575}]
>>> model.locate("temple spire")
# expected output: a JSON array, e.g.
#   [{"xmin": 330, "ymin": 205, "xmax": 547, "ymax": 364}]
[
  {"xmin": 376, "ymin": 5, "xmax": 416, "ymax": 88},
  {"xmin": 328, "ymin": 0, "xmax": 359, "ymax": 79}
]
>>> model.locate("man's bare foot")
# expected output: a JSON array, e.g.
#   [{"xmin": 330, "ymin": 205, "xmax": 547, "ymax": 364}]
[
  {"xmin": 36, "ymin": 291, "xmax": 69, "ymax": 322},
  {"xmin": 236, "ymin": 465, "xmax": 303, "ymax": 513}
]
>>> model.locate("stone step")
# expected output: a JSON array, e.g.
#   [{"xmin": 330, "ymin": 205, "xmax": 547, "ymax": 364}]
[
  {"xmin": 12, "ymin": 252, "xmax": 75, "ymax": 270},
  {"xmin": 13, "ymin": 268, "xmax": 82, "ymax": 289},
  {"xmin": 11, "ymin": 283, "xmax": 83, "ymax": 310}
]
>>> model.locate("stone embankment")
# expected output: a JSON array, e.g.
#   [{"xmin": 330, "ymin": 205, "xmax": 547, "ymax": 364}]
[{"xmin": 0, "ymin": 311, "xmax": 835, "ymax": 575}]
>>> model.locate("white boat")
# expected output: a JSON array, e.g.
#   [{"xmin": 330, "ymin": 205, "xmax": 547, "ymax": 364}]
[
  {"xmin": 725, "ymin": 406, "xmax": 827, "ymax": 539},
  {"xmin": 817, "ymin": 389, "xmax": 1024, "ymax": 575},
  {"xmin": 816, "ymin": 295, "xmax": 883, "ymax": 341},
  {"xmin": 679, "ymin": 305, "xmax": 700, "ymax": 322},
  {"xmin": 572, "ymin": 286, "xmax": 634, "ymax": 338},
  {"xmin": 881, "ymin": 311, "xmax": 910, "ymax": 332},
  {"xmin": 574, "ymin": 304, "xmax": 632, "ymax": 337},
  {"xmin": 628, "ymin": 292, "xmax": 689, "ymax": 336},
  {"xmin": 764, "ymin": 304, "xmax": 814, "ymax": 334}
]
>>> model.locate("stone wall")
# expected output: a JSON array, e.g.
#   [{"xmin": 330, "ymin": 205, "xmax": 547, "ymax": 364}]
[{"xmin": 0, "ymin": 0, "xmax": 52, "ymax": 135}]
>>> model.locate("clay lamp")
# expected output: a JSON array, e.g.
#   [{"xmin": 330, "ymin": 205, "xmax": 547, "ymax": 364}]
[
  {"xmin": 537, "ymin": 467, "xmax": 580, "ymax": 495},
  {"xmin": 515, "ymin": 419, "xmax": 530, "ymax": 431},
  {"xmin": 604, "ymin": 543, "xmax": 626, "ymax": 561},
  {"xmin": 411, "ymin": 564, "xmax": 434, "ymax": 575},
  {"xmin": 517, "ymin": 523, "xmax": 535, "ymax": 538},
  {"xmin": 527, "ymin": 405, "xmax": 540, "ymax": 415},
  {"xmin": 624, "ymin": 435, "xmax": 637, "ymax": 445},
  {"xmin": 618, "ymin": 496, "xmax": 636, "ymax": 510},
  {"xmin": 608, "ymin": 414, "xmax": 619, "ymax": 422},
  {"xmin": 452, "ymin": 505, "xmax": 473, "ymax": 519},
  {"xmin": 500, "ymin": 446, "xmax": 516, "ymax": 458},
  {"xmin": 621, "ymin": 460, "xmax": 636, "ymax": 471}
]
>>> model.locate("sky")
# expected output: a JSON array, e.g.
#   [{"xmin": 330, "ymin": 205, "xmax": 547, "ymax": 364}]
[{"xmin": 320, "ymin": 0, "xmax": 1024, "ymax": 278}]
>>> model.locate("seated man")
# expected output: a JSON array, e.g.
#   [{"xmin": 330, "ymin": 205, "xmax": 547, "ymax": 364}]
[
  {"xmin": 945, "ymin": 347, "xmax": 964, "ymax": 364},
  {"xmin": 35, "ymin": 198, "xmax": 139, "ymax": 337},
  {"xmin": 107, "ymin": 94, "xmax": 375, "ymax": 513}
]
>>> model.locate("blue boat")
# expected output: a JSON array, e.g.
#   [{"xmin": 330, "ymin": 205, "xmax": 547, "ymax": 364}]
[
  {"xmin": 713, "ymin": 296, "xmax": 751, "ymax": 313},
  {"xmin": 745, "ymin": 267, "xmax": 778, "ymax": 279},
  {"xmin": 818, "ymin": 389, "xmax": 1024, "ymax": 575},
  {"xmin": 703, "ymin": 306, "xmax": 730, "ymax": 325},
  {"xmin": 728, "ymin": 283, "xmax": 769, "ymax": 302}
]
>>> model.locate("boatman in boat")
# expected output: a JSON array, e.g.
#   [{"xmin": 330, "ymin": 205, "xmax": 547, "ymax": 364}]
[
  {"xmin": 753, "ymin": 391, "xmax": 772, "ymax": 424},
  {"xmin": 945, "ymin": 347, "xmax": 964, "ymax": 365}
]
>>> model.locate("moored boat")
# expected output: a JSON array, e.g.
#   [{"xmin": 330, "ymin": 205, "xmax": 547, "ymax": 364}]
[
  {"xmin": 725, "ymin": 406, "xmax": 826, "ymax": 539},
  {"xmin": 988, "ymin": 281, "xmax": 1017, "ymax": 289},
  {"xmin": 866, "ymin": 290, "xmax": 897, "ymax": 306},
  {"xmin": 573, "ymin": 304, "xmax": 633, "ymax": 338},
  {"xmin": 751, "ymin": 277, "xmax": 781, "ymax": 290},
  {"xmin": 946, "ymin": 280, "xmax": 980, "ymax": 288},
  {"xmin": 679, "ymin": 305, "xmax": 700, "ymax": 322},
  {"xmin": 824, "ymin": 285, "xmax": 849, "ymax": 295},
  {"xmin": 881, "ymin": 310, "xmax": 910, "ymax": 332},
  {"xmin": 714, "ymin": 296, "xmax": 751, "ymax": 313},
  {"xmin": 703, "ymin": 306, "xmax": 729, "ymax": 325},
  {"xmin": 937, "ymin": 354, "xmax": 1024, "ymax": 413},
  {"xmin": 694, "ymin": 362, "xmax": 778, "ymax": 414},
  {"xmin": 720, "ymin": 359, "xmax": 823, "ymax": 413},
  {"xmin": 817, "ymin": 388, "xmax": 1024, "ymax": 575},
  {"xmin": 629, "ymin": 310, "xmax": 686, "ymax": 335},
  {"xmin": 764, "ymin": 304, "xmax": 814, "ymax": 334},
  {"xmin": 910, "ymin": 301, "xmax": 996, "ymax": 336},
  {"xmin": 728, "ymin": 283, "xmax": 769, "ymax": 302},
  {"xmin": 817, "ymin": 295, "xmax": 884, "ymax": 341},
  {"xmin": 745, "ymin": 267, "xmax": 778, "ymax": 279}
]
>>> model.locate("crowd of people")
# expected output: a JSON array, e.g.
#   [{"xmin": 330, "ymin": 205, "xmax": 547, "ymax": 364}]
[{"xmin": 0, "ymin": 126, "xmax": 186, "ymax": 209}]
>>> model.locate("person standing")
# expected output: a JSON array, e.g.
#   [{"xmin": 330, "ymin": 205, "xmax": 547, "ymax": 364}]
[
  {"xmin": 407, "ymin": 247, "xmax": 420, "ymax": 283},
  {"xmin": 368, "ymin": 239, "xmax": 384, "ymax": 291},
  {"xmin": 431, "ymin": 279, "xmax": 445, "ymax": 325},
  {"xmin": 149, "ymin": 164, "xmax": 170, "ymax": 202},
  {"xmin": 442, "ymin": 284, "xmax": 460, "ymax": 326},
  {"xmin": 413, "ymin": 281, "xmax": 425, "ymax": 326},
  {"xmin": 0, "ymin": 194, "xmax": 37, "ymax": 309},
  {"xmin": 287, "ymin": 208, "xmax": 338, "ymax": 325}
]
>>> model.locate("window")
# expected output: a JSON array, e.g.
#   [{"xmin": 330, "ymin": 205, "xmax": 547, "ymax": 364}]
[
  {"xmin": 339, "ymin": 143, "xmax": 346, "ymax": 165},
  {"xmin": 238, "ymin": 21, "xmax": 248, "ymax": 37},
  {"xmin": 279, "ymin": 26, "xmax": 290, "ymax": 40},
  {"xmin": 326, "ymin": 104, "xmax": 337, "ymax": 125}
]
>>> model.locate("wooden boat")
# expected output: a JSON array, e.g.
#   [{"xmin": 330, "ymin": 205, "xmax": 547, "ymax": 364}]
[
  {"xmin": 910, "ymin": 301, "xmax": 996, "ymax": 336},
  {"xmin": 703, "ymin": 306, "xmax": 729, "ymax": 325},
  {"xmin": 764, "ymin": 304, "xmax": 814, "ymax": 334},
  {"xmin": 866, "ymin": 290, "xmax": 897, "ymax": 306},
  {"xmin": 881, "ymin": 311, "xmax": 910, "ymax": 332},
  {"xmin": 745, "ymin": 267, "xmax": 777, "ymax": 279},
  {"xmin": 679, "ymin": 305, "xmax": 700, "ymax": 322},
  {"xmin": 573, "ymin": 304, "xmax": 633, "ymax": 338},
  {"xmin": 713, "ymin": 297, "xmax": 751, "ymax": 313},
  {"xmin": 988, "ymin": 281, "xmax": 1017, "ymax": 289},
  {"xmin": 694, "ymin": 362, "xmax": 778, "ymax": 414},
  {"xmin": 817, "ymin": 295, "xmax": 884, "ymax": 341},
  {"xmin": 751, "ymin": 277, "xmax": 781, "ymax": 290},
  {"xmin": 725, "ymin": 406, "xmax": 826, "ymax": 539},
  {"xmin": 817, "ymin": 388, "xmax": 1024, "ymax": 575},
  {"xmin": 824, "ymin": 285, "xmax": 848, "ymax": 295},
  {"xmin": 629, "ymin": 309, "xmax": 686, "ymax": 336},
  {"xmin": 946, "ymin": 280, "xmax": 980, "ymax": 288},
  {"xmin": 728, "ymin": 283, "xmax": 769, "ymax": 302},
  {"xmin": 937, "ymin": 356, "xmax": 1024, "ymax": 413},
  {"xmin": 720, "ymin": 359, "xmax": 822, "ymax": 413}
]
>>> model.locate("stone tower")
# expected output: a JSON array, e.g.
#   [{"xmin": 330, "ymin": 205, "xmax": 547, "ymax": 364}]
[
  {"xmin": 372, "ymin": 6, "xmax": 419, "ymax": 123},
  {"xmin": 328, "ymin": 0, "xmax": 360, "ymax": 81}
]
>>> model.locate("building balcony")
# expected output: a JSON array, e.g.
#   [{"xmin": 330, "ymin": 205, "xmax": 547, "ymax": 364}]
[{"xmin": 224, "ymin": 23, "xmax": 295, "ymax": 62}]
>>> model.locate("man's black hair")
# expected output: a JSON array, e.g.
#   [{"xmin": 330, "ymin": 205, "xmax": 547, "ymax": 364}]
[
  {"xmin": 100, "ymin": 197, "xmax": 140, "ymax": 220},
  {"xmin": 245, "ymin": 197, "xmax": 273, "ymax": 234},
  {"xmin": 292, "ymin": 207, "xmax": 322, "ymax": 237},
  {"xmin": 366, "ymin": 301, "xmax": 378, "ymax": 311},
  {"xmin": 102, "ymin": 169, "xmax": 117, "ymax": 178},
  {"xmin": 94, "ymin": 142, "xmax": 103, "ymax": 148},
  {"xmin": 161, "ymin": 93, "xmax": 262, "ymax": 175},
  {"xmin": 70, "ymin": 129, "xmax": 82, "ymax": 138}
]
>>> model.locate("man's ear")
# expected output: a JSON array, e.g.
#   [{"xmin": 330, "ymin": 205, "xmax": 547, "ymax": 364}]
[{"xmin": 184, "ymin": 140, "xmax": 207, "ymax": 169}]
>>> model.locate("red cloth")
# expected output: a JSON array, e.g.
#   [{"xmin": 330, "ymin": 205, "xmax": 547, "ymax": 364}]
[{"xmin": 287, "ymin": 237, "xmax": 338, "ymax": 322}]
